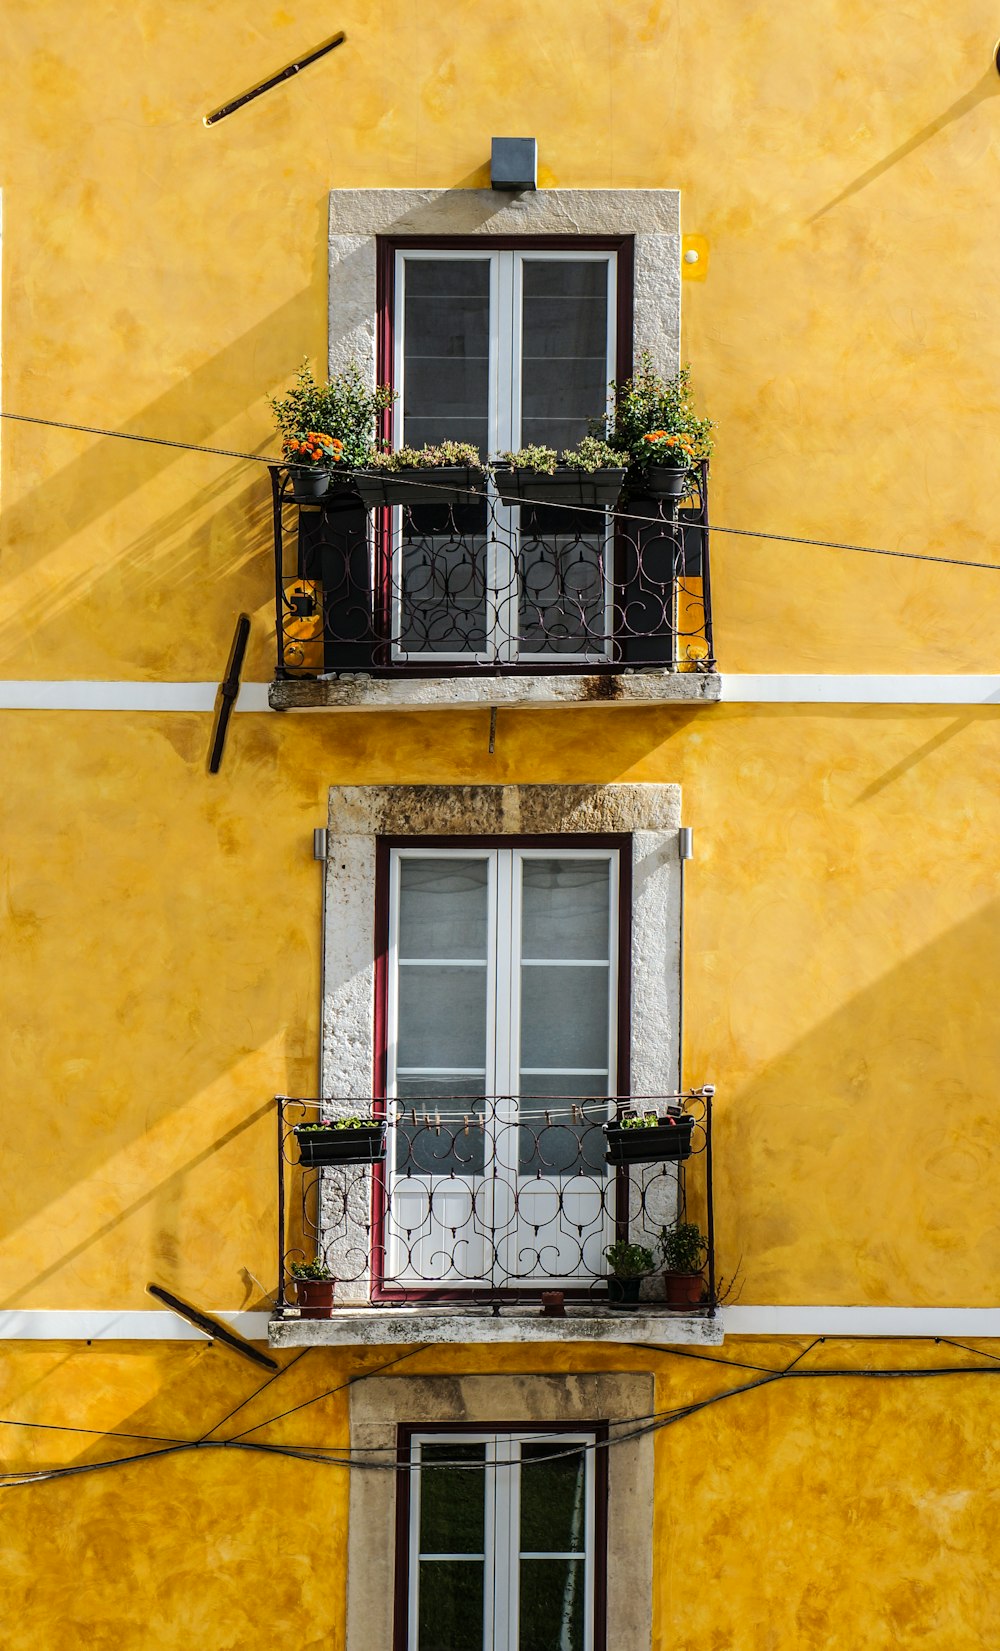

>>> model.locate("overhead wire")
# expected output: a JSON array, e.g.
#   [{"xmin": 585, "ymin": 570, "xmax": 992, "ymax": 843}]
[
  {"xmin": 1, "ymin": 408, "xmax": 997, "ymax": 573},
  {"xmin": 6, "ymin": 1341, "xmax": 1000, "ymax": 1486}
]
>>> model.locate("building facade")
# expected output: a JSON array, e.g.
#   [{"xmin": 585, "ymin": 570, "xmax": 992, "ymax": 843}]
[{"xmin": 3, "ymin": 3, "xmax": 1000, "ymax": 1646}]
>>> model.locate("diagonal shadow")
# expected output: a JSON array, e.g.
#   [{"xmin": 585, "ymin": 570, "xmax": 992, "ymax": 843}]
[
  {"xmin": 853, "ymin": 711, "xmax": 982, "ymax": 803},
  {"xmin": 0, "ymin": 1100, "xmax": 273, "ymax": 1309},
  {"xmin": 809, "ymin": 67, "xmax": 1000, "ymax": 221}
]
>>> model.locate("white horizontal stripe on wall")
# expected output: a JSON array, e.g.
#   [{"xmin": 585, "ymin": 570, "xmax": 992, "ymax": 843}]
[
  {"xmin": 3, "ymin": 677, "xmax": 1000, "ymax": 710},
  {"xmin": 719, "ymin": 1306, "xmax": 1000, "ymax": 1337},
  {"xmin": 2, "ymin": 1306, "xmax": 1000, "ymax": 1341},
  {"xmin": 0, "ymin": 682, "xmax": 272, "ymax": 711},
  {"xmin": 721, "ymin": 675, "xmax": 1000, "ymax": 703},
  {"xmin": 0, "ymin": 1310, "xmax": 273, "ymax": 1341}
]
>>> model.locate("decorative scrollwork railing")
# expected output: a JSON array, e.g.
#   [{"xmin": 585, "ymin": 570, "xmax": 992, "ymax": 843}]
[
  {"xmin": 275, "ymin": 1092, "xmax": 716, "ymax": 1314},
  {"xmin": 270, "ymin": 465, "xmax": 714, "ymax": 679}
]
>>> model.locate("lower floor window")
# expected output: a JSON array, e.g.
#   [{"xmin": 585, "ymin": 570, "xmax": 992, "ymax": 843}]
[{"xmin": 400, "ymin": 1429, "xmax": 605, "ymax": 1651}]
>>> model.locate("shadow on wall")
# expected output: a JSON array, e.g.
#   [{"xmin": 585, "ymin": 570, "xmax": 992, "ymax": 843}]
[
  {"xmin": 715, "ymin": 896, "xmax": 1000, "ymax": 1305},
  {"xmin": 809, "ymin": 66, "xmax": 1000, "ymax": 221}
]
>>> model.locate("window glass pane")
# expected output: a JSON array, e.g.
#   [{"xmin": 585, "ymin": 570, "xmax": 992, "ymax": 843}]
[
  {"xmin": 418, "ymin": 1562, "xmax": 485, "ymax": 1651},
  {"xmin": 420, "ymin": 1443, "xmax": 486, "ymax": 1552},
  {"xmin": 399, "ymin": 507, "xmax": 489, "ymax": 655},
  {"xmin": 399, "ymin": 859, "xmax": 489, "ymax": 961},
  {"xmin": 520, "ymin": 965, "xmax": 609, "ymax": 1070},
  {"xmin": 517, "ymin": 1560, "xmax": 585, "ymax": 1651},
  {"xmin": 520, "ymin": 1443, "xmax": 587, "ymax": 1552},
  {"xmin": 395, "ymin": 1095, "xmax": 487, "ymax": 1176},
  {"xmin": 397, "ymin": 965, "xmax": 488, "ymax": 1069},
  {"xmin": 517, "ymin": 1104, "xmax": 607, "ymax": 1176},
  {"xmin": 520, "ymin": 259, "xmax": 609, "ymax": 451},
  {"xmin": 403, "ymin": 259, "xmax": 490, "ymax": 452},
  {"xmin": 519, "ymin": 528, "xmax": 606, "ymax": 656},
  {"xmin": 520, "ymin": 859, "xmax": 610, "ymax": 961}
]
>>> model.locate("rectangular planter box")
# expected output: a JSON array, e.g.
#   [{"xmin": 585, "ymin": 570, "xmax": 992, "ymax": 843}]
[
  {"xmin": 293, "ymin": 1122, "xmax": 387, "ymax": 1167},
  {"xmin": 604, "ymin": 1115, "xmax": 695, "ymax": 1166},
  {"xmin": 492, "ymin": 466, "xmax": 625, "ymax": 509},
  {"xmin": 353, "ymin": 467, "xmax": 486, "ymax": 509}
]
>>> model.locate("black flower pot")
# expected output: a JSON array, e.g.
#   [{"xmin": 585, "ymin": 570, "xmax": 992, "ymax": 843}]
[
  {"xmin": 607, "ymin": 1276, "xmax": 643, "ymax": 1308},
  {"xmin": 353, "ymin": 466, "xmax": 486, "ymax": 508},
  {"xmin": 285, "ymin": 466, "xmax": 360, "ymax": 507},
  {"xmin": 604, "ymin": 1115, "xmax": 695, "ymax": 1166},
  {"xmin": 492, "ymin": 465, "xmax": 625, "ymax": 508},
  {"xmin": 643, "ymin": 464, "xmax": 694, "ymax": 501},
  {"xmin": 293, "ymin": 1122, "xmax": 387, "ymax": 1167}
]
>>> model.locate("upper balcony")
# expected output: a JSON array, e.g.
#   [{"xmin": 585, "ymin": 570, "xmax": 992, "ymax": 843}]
[
  {"xmin": 267, "ymin": 463, "xmax": 719, "ymax": 713},
  {"xmin": 270, "ymin": 1090, "xmax": 721, "ymax": 1348}
]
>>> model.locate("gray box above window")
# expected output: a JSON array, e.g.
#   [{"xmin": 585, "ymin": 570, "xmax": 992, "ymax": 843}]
[{"xmin": 491, "ymin": 136, "xmax": 538, "ymax": 191}]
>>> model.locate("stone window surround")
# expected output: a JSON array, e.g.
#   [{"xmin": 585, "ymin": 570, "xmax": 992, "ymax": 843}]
[
  {"xmin": 327, "ymin": 187, "xmax": 682, "ymax": 382},
  {"xmin": 346, "ymin": 1372, "xmax": 654, "ymax": 1651},
  {"xmin": 322, "ymin": 783, "xmax": 682, "ymax": 1104}
]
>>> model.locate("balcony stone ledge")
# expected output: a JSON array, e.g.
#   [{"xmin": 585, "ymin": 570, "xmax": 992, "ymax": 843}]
[
  {"xmin": 269, "ymin": 669, "xmax": 721, "ymax": 713},
  {"xmin": 269, "ymin": 1306, "xmax": 724, "ymax": 1348}
]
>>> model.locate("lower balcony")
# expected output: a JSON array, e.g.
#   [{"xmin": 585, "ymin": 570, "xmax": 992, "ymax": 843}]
[
  {"xmin": 271, "ymin": 1092, "xmax": 721, "ymax": 1348},
  {"xmin": 268, "ymin": 466, "xmax": 719, "ymax": 712}
]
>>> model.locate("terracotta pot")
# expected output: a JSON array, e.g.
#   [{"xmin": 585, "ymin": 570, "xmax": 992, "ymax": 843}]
[
  {"xmin": 540, "ymin": 1291, "xmax": 566, "ymax": 1318},
  {"xmin": 662, "ymin": 1271, "xmax": 704, "ymax": 1309},
  {"xmin": 295, "ymin": 1278, "xmax": 336, "ymax": 1319}
]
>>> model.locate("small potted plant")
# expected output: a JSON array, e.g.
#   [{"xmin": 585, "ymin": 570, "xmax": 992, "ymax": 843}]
[
  {"xmin": 660, "ymin": 1220, "xmax": 707, "ymax": 1309},
  {"xmin": 604, "ymin": 1239, "xmax": 655, "ymax": 1308},
  {"xmin": 290, "ymin": 1258, "xmax": 336, "ymax": 1318},
  {"xmin": 604, "ymin": 1106, "xmax": 694, "ymax": 1166},
  {"xmin": 292, "ymin": 1115, "xmax": 387, "ymax": 1168},
  {"xmin": 270, "ymin": 358, "xmax": 395, "ymax": 505},
  {"xmin": 491, "ymin": 435, "xmax": 625, "ymax": 508},
  {"xmin": 354, "ymin": 440, "xmax": 486, "ymax": 508},
  {"xmin": 280, "ymin": 431, "xmax": 348, "ymax": 503},
  {"xmin": 610, "ymin": 355, "xmax": 714, "ymax": 502}
]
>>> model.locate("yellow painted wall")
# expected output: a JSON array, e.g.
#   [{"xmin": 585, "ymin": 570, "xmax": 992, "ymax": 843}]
[
  {"xmin": 3, "ymin": 1338, "xmax": 1000, "ymax": 1649},
  {"xmin": 3, "ymin": 1, "xmax": 1000, "ymax": 1641},
  {"xmin": 2, "ymin": 702, "xmax": 999, "ymax": 1310},
  {"xmin": 2, "ymin": 0, "xmax": 1000, "ymax": 679}
]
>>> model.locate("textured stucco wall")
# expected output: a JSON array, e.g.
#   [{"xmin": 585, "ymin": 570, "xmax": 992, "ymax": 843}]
[
  {"xmin": 2, "ymin": 0, "xmax": 1000, "ymax": 678},
  {"xmin": 2, "ymin": 702, "xmax": 999, "ymax": 1310},
  {"xmin": 3, "ymin": 1339, "xmax": 1000, "ymax": 1650}
]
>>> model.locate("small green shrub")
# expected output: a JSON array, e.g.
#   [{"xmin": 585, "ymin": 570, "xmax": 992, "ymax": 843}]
[
  {"xmin": 366, "ymin": 441, "xmax": 483, "ymax": 471},
  {"xmin": 660, "ymin": 1221, "xmax": 707, "ymax": 1275},
  {"xmin": 604, "ymin": 1240, "xmax": 655, "ymax": 1278},
  {"xmin": 270, "ymin": 360, "xmax": 395, "ymax": 469},
  {"xmin": 290, "ymin": 1258, "xmax": 335, "ymax": 1281}
]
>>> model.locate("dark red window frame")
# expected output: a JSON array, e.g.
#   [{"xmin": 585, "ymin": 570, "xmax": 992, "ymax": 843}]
[
  {"xmin": 392, "ymin": 1420, "xmax": 610, "ymax": 1651},
  {"xmin": 369, "ymin": 833, "xmax": 633, "ymax": 1302},
  {"xmin": 372, "ymin": 237, "xmax": 635, "ymax": 651},
  {"xmin": 375, "ymin": 233, "xmax": 636, "ymax": 444}
]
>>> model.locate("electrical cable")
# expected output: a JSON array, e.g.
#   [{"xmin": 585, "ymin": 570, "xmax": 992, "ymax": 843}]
[
  {"xmin": 6, "ymin": 1347, "xmax": 1000, "ymax": 1486},
  {"xmin": 1, "ymin": 408, "xmax": 997, "ymax": 573}
]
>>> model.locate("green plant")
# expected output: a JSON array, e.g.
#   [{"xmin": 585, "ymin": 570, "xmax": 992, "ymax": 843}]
[
  {"xmin": 290, "ymin": 1258, "xmax": 335, "ymax": 1281},
  {"xmin": 559, "ymin": 435, "xmax": 622, "ymax": 472},
  {"xmin": 496, "ymin": 444, "xmax": 559, "ymax": 474},
  {"xmin": 270, "ymin": 359, "xmax": 395, "ymax": 469},
  {"xmin": 296, "ymin": 1116, "xmax": 379, "ymax": 1133},
  {"xmin": 659, "ymin": 1221, "xmax": 707, "ymax": 1275},
  {"xmin": 618, "ymin": 1111, "xmax": 662, "ymax": 1131},
  {"xmin": 495, "ymin": 436, "xmax": 621, "ymax": 474},
  {"xmin": 604, "ymin": 1239, "xmax": 655, "ymax": 1278},
  {"xmin": 366, "ymin": 441, "xmax": 483, "ymax": 472},
  {"xmin": 608, "ymin": 354, "xmax": 715, "ymax": 469}
]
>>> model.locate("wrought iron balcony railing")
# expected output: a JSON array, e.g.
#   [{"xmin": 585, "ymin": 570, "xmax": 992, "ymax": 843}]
[
  {"xmin": 275, "ymin": 1092, "xmax": 716, "ymax": 1314},
  {"xmin": 270, "ymin": 465, "xmax": 714, "ymax": 681}
]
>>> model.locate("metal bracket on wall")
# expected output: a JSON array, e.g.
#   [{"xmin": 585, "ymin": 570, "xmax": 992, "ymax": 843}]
[{"xmin": 208, "ymin": 613, "xmax": 251, "ymax": 774}]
